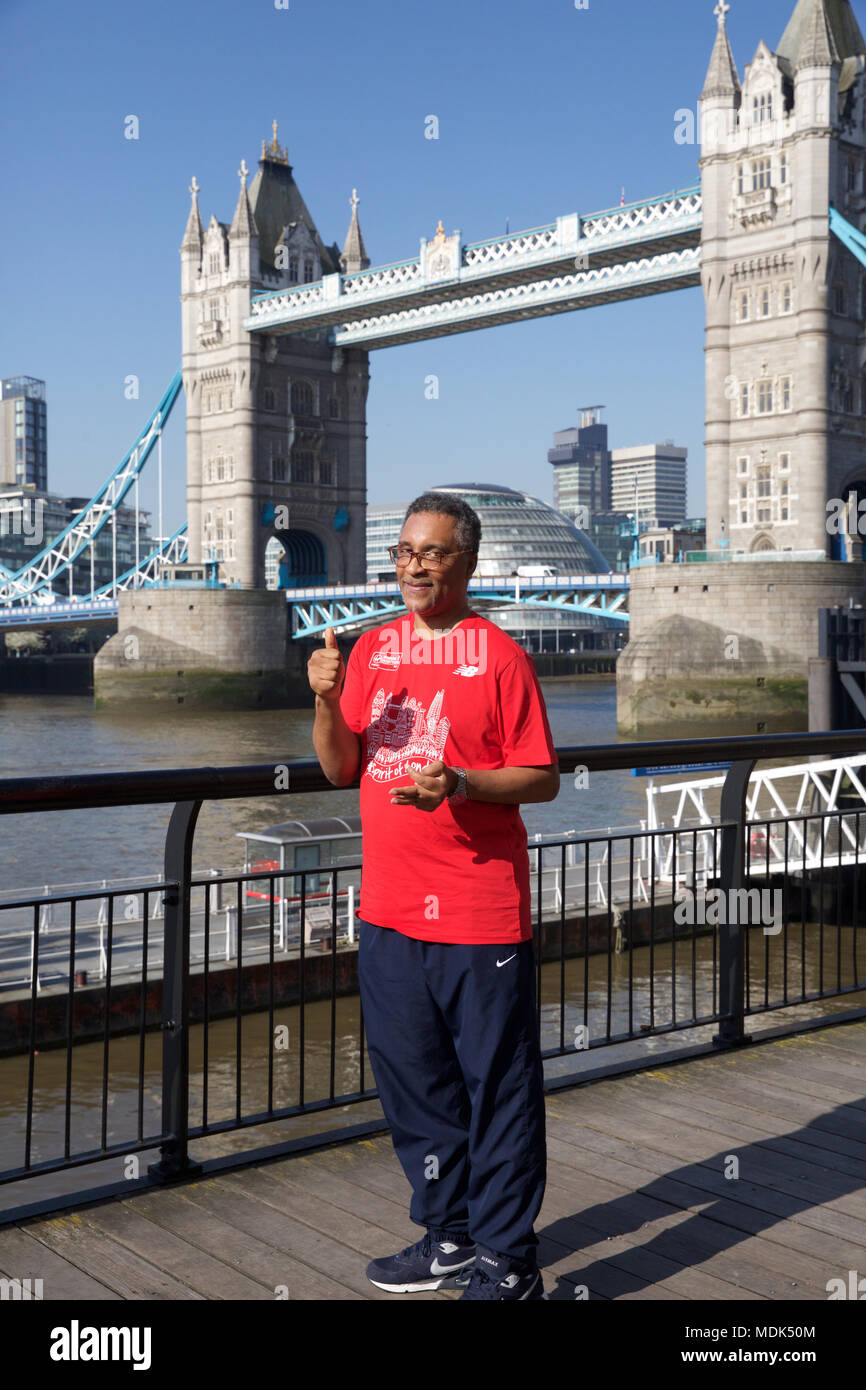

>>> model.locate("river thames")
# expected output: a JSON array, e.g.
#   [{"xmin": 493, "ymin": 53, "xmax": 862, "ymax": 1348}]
[{"xmin": 0, "ymin": 678, "xmax": 646, "ymax": 892}]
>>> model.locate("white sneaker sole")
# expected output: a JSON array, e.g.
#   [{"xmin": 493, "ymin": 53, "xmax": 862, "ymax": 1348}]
[{"xmin": 367, "ymin": 1263, "xmax": 475, "ymax": 1293}]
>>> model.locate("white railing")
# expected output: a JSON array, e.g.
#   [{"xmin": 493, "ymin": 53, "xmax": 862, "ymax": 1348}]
[{"xmin": 337, "ymin": 247, "xmax": 700, "ymax": 344}]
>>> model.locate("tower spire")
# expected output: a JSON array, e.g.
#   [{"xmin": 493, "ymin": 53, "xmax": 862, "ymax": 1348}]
[
  {"xmin": 777, "ymin": 0, "xmax": 865, "ymax": 65},
  {"xmin": 340, "ymin": 188, "xmax": 370, "ymax": 273},
  {"xmin": 701, "ymin": 1, "xmax": 741, "ymax": 100},
  {"xmin": 797, "ymin": 0, "xmax": 840, "ymax": 67},
  {"xmin": 230, "ymin": 158, "xmax": 258, "ymax": 238},
  {"xmin": 261, "ymin": 119, "xmax": 290, "ymax": 165},
  {"xmin": 181, "ymin": 175, "xmax": 204, "ymax": 253}
]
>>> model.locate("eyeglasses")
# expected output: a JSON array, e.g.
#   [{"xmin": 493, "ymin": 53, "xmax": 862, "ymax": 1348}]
[{"xmin": 387, "ymin": 544, "xmax": 472, "ymax": 570}]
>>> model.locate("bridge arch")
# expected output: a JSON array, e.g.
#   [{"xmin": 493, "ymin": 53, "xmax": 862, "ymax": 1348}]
[
  {"xmin": 834, "ymin": 472, "xmax": 866, "ymax": 559},
  {"xmin": 265, "ymin": 527, "xmax": 327, "ymax": 588},
  {"xmin": 750, "ymin": 534, "xmax": 776, "ymax": 553}
]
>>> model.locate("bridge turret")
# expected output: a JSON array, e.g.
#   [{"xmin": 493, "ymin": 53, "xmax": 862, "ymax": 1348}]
[
  {"xmin": 340, "ymin": 189, "xmax": 370, "ymax": 273},
  {"xmin": 179, "ymin": 122, "xmax": 369, "ymax": 591},
  {"xmin": 180, "ymin": 176, "xmax": 204, "ymax": 285},
  {"xmin": 698, "ymin": 0, "xmax": 866, "ymax": 558},
  {"xmin": 229, "ymin": 159, "xmax": 259, "ymax": 283}
]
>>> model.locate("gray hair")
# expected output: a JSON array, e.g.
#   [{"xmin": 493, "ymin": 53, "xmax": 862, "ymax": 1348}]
[{"xmin": 403, "ymin": 491, "xmax": 481, "ymax": 553}]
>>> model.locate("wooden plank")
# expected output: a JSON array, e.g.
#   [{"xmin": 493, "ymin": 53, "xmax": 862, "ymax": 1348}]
[
  {"xmin": 604, "ymin": 1060, "xmax": 866, "ymax": 1141},
  {"xmin": 533, "ymin": 1166, "xmax": 763, "ymax": 1301},
  {"xmin": 222, "ymin": 1165, "xmax": 444, "ymax": 1271},
  {"xmin": 547, "ymin": 1125, "xmax": 866, "ymax": 1268},
  {"xmin": 0, "ymin": 1226, "xmax": 121, "ymax": 1301},
  {"xmin": 171, "ymin": 1175, "xmax": 445, "ymax": 1301},
  {"xmin": 615, "ymin": 1068, "xmax": 866, "ymax": 1166},
  {"xmin": 551, "ymin": 1089, "xmax": 866, "ymax": 1221},
  {"xmin": 545, "ymin": 1118, "xmax": 866, "ymax": 1251},
  {"xmin": 24, "ymin": 1211, "xmax": 203, "ymax": 1300},
  {"xmin": 81, "ymin": 1202, "xmax": 273, "ymax": 1300},
  {"xmin": 253, "ymin": 1153, "xmax": 421, "ymax": 1244},
  {"xmin": 128, "ymin": 1186, "xmax": 367, "ymax": 1301},
  {"xmin": 593, "ymin": 1077, "xmax": 866, "ymax": 1183},
  {"xmin": 540, "ymin": 1156, "xmax": 832, "ymax": 1298}
]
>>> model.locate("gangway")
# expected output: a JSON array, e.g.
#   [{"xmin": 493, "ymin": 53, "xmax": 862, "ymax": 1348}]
[{"xmin": 645, "ymin": 753, "xmax": 866, "ymax": 885}]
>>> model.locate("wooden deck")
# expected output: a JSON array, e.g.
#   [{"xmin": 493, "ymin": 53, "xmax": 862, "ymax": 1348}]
[{"xmin": 2, "ymin": 1019, "xmax": 865, "ymax": 1300}]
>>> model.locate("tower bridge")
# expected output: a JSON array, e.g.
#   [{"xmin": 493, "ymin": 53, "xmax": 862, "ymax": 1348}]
[
  {"xmin": 245, "ymin": 189, "xmax": 702, "ymax": 348},
  {"xmin": 4, "ymin": 0, "xmax": 866, "ymax": 725}
]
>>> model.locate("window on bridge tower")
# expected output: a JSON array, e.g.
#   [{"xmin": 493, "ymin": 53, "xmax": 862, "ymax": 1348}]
[
  {"xmin": 759, "ymin": 286, "xmax": 771, "ymax": 317},
  {"xmin": 834, "ymin": 284, "xmax": 847, "ymax": 314},
  {"xmin": 751, "ymin": 159, "xmax": 771, "ymax": 190},
  {"xmin": 753, "ymin": 93, "xmax": 772, "ymax": 122},
  {"xmin": 779, "ymin": 153, "xmax": 788, "ymax": 185},
  {"xmin": 263, "ymin": 388, "xmax": 275, "ymax": 411},
  {"xmin": 738, "ymin": 290, "xmax": 749, "ymax": 321},
  {"xmin": 782, "ymin": 282, "xmax": 792, "ymax": 313},
  {"xmin": 291, "ymin": 382, "xmax": 314, "ymax": 416},
  {"xmin": 740, "ymin": 384, "xmax": 750, "ymax": 417},
  {"xmin": 320, "ymin": 458, "xmax": 333, "ymax": 485},
  {"xmin": 289, "ymin": 256, "xmax": 299, "ymax": 283},
  {"xmin": 757, "ymin": 381, "xmax": 773, "ymax": 414},
  {"xmin": 272, "ymin": 456, "xmax": 287, "ymax": 481},
  {"xmin": 737, "ymin": 164, "xmax": 745, "ymax": 196},
  {"xmin": 303, "ymin": 260, "xmax": 315, "ymax": 282},
  {"xmin": 757, "ymin": 464, "xmax": 771, "ymax": 501},
  {"xmin": 293, "ymin": 450, "xmax": 314, "ymax": 483},
  {"xmin": 781, "ymin": 377, "xmax": 791, "ymax": 411}
]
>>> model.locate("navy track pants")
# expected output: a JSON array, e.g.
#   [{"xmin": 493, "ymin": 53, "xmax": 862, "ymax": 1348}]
[{"xmin": 357, "ymin": 918, "xmax": 547, "ymax": 1267}]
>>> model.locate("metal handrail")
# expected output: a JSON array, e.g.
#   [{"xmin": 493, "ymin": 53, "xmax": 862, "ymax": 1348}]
[{"xmin": 2, "ymin": 729, "xmax": 866, "ymax": 1210}]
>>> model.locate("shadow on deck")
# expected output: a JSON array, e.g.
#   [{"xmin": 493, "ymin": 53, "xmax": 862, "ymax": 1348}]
[{"xmin": 1, "ymin": 1019, "xmax": 864, "ymax": 1301}]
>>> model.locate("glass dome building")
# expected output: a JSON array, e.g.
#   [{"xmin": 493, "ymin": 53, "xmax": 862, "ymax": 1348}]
[
  {"xmin": 366, "ymin": 483, "xmax": 618, "ymax": 652},
  {"xmin": 432, "ymin": 483, "xmax": 610, "ymax": 578},
  {"xmin": 367, "ymin": 483, "xmax": 609, "ymax": 580}
]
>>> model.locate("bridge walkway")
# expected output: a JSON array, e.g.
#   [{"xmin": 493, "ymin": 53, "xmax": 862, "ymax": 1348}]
[{"xmin": 1, "ymin": 1019, "xmax": 864, "ymax": 1300}]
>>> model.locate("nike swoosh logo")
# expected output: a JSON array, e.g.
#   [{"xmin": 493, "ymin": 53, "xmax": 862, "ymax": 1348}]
[
  {"xmin": 496, "ymin": 954, "xmax": 517, "ymax": 967},
  {"xmin": 430, "ymin": 1257, "xmax": 471, "ymax": 1275}
]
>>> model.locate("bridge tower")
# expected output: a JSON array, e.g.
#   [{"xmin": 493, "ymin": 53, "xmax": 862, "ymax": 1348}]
[
  {"xmin": 618, "ymin": 0, "xmax": 866, "ymax": 734},
  {"xmin": 180, "ymin": 123, "xmax": 369, "ymax": 589},
  {"xmin": 701, "ymin": 0, "xmax": 866, "ymax": 554}
]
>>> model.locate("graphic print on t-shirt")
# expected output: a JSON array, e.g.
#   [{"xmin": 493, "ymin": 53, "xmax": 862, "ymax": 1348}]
[{"xmin": 364, "ymin": 687, "xmax": 450, "ymax": 783}]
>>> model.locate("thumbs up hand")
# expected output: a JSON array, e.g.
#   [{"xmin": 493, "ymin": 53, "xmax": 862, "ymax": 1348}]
[{"xmin": 307, "ymin": 626, "xmax": 345, "ymax": 701}]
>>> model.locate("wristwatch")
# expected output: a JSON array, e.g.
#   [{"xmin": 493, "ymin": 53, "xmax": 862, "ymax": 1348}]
[{"xmin": 448, "ymin": 766, "xmax": 468, "ymax": 802}]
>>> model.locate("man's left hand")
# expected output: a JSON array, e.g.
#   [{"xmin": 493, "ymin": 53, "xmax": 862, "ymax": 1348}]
[{"xmin": 390, "ymin": 761, "xmax": 458, "ymax": 812}]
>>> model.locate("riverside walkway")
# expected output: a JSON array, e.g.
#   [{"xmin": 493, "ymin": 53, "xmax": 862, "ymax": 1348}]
[{"xmin": 1, "ymin": 1017, "xmax": 864, "ymax": 1301}]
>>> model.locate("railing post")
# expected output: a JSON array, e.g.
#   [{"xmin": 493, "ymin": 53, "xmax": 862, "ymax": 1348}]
[
  {"xmin": 148, "ymin": 799, "xmax": 203, "ymax": 1184},
  {"xmin": 713, "ymin": 759, "xmax": 756, "ymax": 1049}
]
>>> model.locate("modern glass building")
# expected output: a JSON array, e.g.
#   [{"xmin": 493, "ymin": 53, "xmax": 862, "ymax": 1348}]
[
  {"xmin": 0, "ymin": 487, "xmax": 152, "ymax": 596},
  {"xmin": 366, "ymin": 483, "xmax": 618, "ymax": 652},
  {"xmin": 0, "ymin": 377, "xmax": 47, "ymax": 491},
  {"xmin": 549, "ymin": 406, "xmax": 611, "ymax": 520}
]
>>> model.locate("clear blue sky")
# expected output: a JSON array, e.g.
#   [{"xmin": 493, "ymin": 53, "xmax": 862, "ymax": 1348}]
[{"xmin": 0, "ymin": 0, "xmax": 827, "ymax": 532}]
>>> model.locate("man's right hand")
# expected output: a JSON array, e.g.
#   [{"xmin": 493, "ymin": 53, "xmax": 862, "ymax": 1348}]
[{"xmin": 307, "ymin": 627, "xmax": 344, "ymax": 702}]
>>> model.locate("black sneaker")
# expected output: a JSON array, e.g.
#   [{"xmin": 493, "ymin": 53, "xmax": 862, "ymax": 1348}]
[
  {"xmin": 456, "ymin": 1248, "xmax": 547, "ymax": 1300},
  {"xmin": 366, "ymin": 1229, "xmax": 476, "ymax": 1293}
]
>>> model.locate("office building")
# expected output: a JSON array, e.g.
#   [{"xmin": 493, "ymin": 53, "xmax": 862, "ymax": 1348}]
[
  {"xmin": 548, "ymin": 406, "xmax": 611, "ymax": 522},
  {"xmin": 610, "ymin": 442, "xmax": 688, "ymax": 528},
  {"xmin": 0, "ymin": 377, "xmax": 47, "ymax": 491}
]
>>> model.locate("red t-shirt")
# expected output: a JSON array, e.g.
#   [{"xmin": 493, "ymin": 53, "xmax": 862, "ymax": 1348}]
[{"xmin": 338, "ymin": 611, "xmax": 557, "ymax": 944}]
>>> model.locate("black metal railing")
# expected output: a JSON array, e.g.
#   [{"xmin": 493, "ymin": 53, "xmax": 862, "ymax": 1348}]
[{"xmin": 1, "ymin": 730, "xmax": 866, "ymax": 1218}]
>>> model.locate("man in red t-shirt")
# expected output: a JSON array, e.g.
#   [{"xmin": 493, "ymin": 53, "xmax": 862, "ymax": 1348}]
[{"xmin": 308, "ymin": 491, "xmax": 559, "ymax": 1301}]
